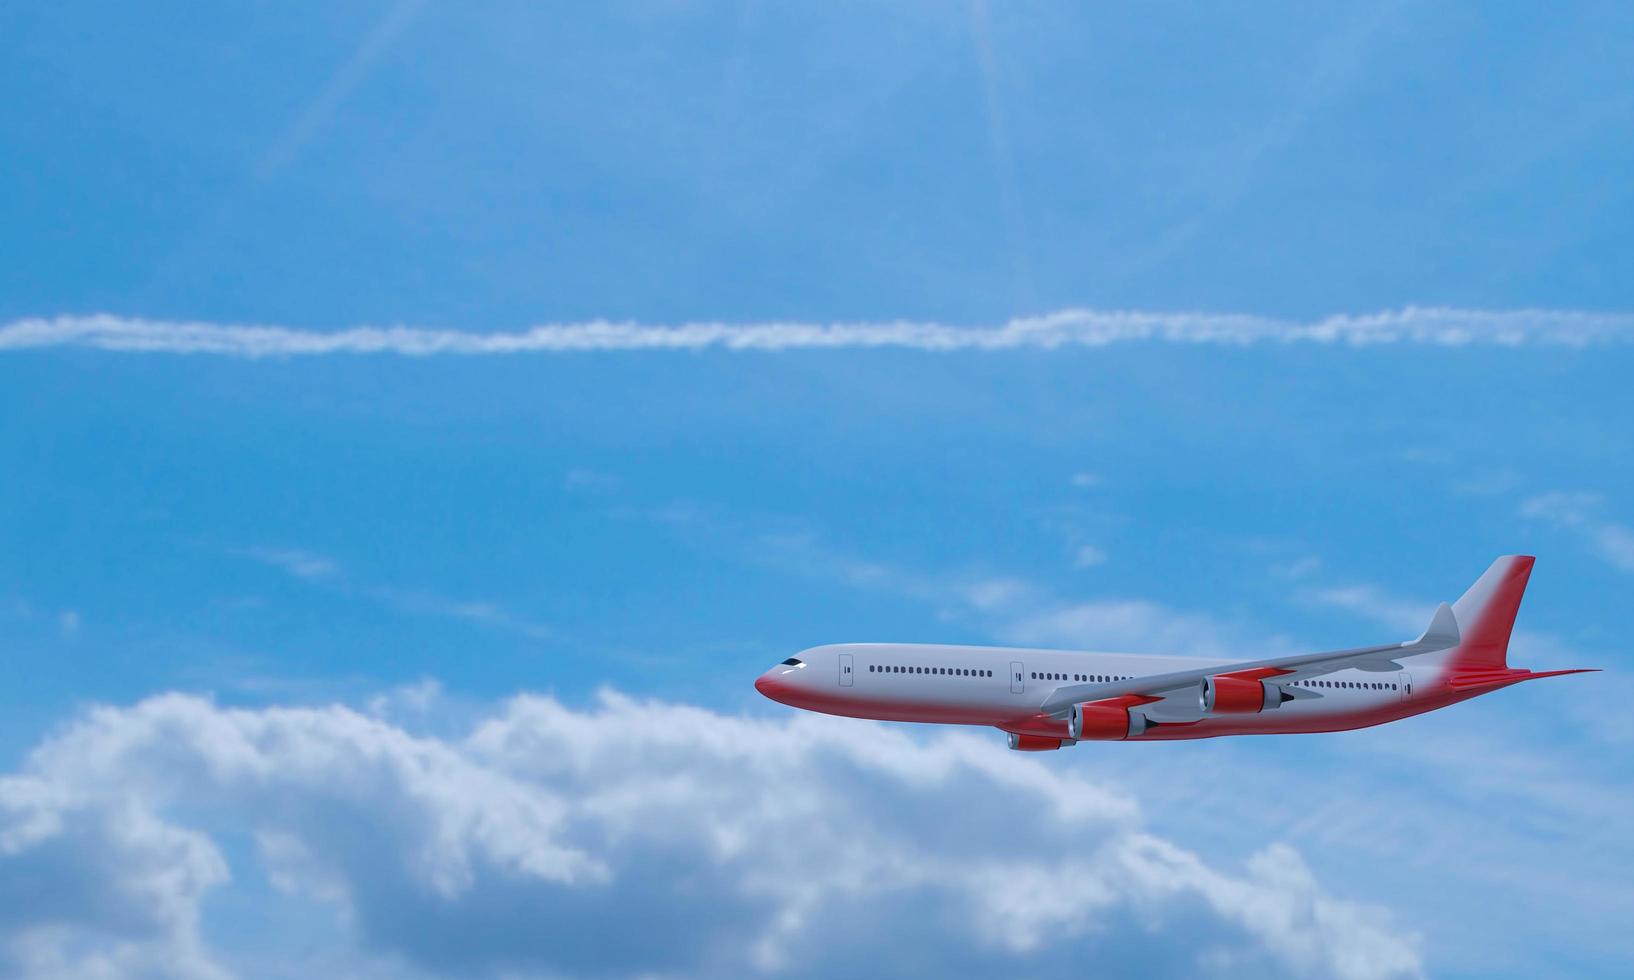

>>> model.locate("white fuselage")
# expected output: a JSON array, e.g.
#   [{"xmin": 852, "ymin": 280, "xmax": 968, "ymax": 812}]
[{"xmin": 755, "ymin": 643, "xmax": 1436, "ymax": 741}]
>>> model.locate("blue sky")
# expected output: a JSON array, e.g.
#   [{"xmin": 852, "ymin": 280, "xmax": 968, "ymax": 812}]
[{"xmin": 2, "ymin": 4, "xmax": 1633, "ymax": 979}]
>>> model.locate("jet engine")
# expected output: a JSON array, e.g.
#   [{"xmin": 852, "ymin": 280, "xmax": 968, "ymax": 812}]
[
  {"xmin": 1067, "ymin": 700, "xmax": 1150, "ymax": 740},
  {"xmin": 1199, "ymin": 675, "xmax": 1292, "ymax": 713},
  {"xmin": 1007, "ymin": 733, "xmax": 1069, "ymax": 751}
]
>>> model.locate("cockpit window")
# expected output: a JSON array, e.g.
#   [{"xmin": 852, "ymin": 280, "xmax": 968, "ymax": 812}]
[{"xmin": 781, "ymin": 658, "xmax": 804, "ymax": 666}]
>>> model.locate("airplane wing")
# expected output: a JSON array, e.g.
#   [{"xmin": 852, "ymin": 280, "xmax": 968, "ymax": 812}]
[{"xmin": 1038, "ymin": 601, "xmax": 1460, "ymax": 718}]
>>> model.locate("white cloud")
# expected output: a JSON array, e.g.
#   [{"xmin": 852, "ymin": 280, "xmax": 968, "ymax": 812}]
[
  {"xmin": 1520, "ymin": 491, "xmax": 1634, "ymax": 572},
  {"xmin": 0, "ymin": 690, "xmax": 1420, "ymax": 980},
  {"xmin": 368, "ymin": 588, "xmax": 553, "ymax": 641},
  {"xmin": 562, "ymin": 467, "xmax": 621, "ymax": 493},
  {"xmin": 997, "ymin": 598, "xmax": 1282, "ymax": 661},
  {"xmin": 1073, "ymin": 544, "xmax": 1108, "ymax": 568},
  {"xmin": 1271, "ymin": 556, "xmax": 1323, "ymax": 581},
  {"xmin": 688, "ymin": 511, "xmax": 1280, "ymax": 662},
  {"xmin": 243, "ymin": 547, "xmax": 551, "ymax": 640},
  {"xmin": 1518, "ymin": 490, "xmax": 1601, "ymax": 524},
  {"xmin": 246, "ymin": 547, "xmax": 340, "ymax": 582},
  {"xmin": 1297, "ymin": 584, "xmax": 1432, "ymax": 634},
  {"xmin": 3, "ymin": 307, "xmax": 1632, "ymax": 357}
]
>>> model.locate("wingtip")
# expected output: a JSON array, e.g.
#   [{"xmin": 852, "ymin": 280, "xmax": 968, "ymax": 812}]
[{"xmin": 1413, "ymin": 601, "xmax": 1460, "ymax": 648}]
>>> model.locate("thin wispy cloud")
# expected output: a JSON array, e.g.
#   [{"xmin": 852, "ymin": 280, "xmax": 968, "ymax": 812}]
[
  {"xmin": 255, "ymin": 0, "xmax": 428, "ymax": 181},
  {"xmin": 4, "ymin": 308, "xmax": 1634, "ymax": 357},
  {"xmin": 1520, "ymin": 491, "xmax": 1634, "ymax": 572},
  {"xmin": 369, "ymin": 588, "xmax": 553, "ymax": 641},
  {"xmin": 1072, "ymin": 544, "xmax": 1108, "ymax": 568},
  {"xmin": 244, "ymin": 546, "xmax": 551, "ymax": 640},
  {"xmin": 245, "ymin": 546, "xmax": 341, "ymax": 582},
  {"xmin": 1298, "ymin": 583, "xmax": 1433, "ymax": 634},
  {"xmin": 659, "ymin": 505, "xmax": 1285, "ymax": 661}
]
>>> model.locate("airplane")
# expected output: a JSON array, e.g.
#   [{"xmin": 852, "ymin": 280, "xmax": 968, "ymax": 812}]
[{"xmin": 754, "ymin": 555, "xmax": 1595, "ymax": 750}]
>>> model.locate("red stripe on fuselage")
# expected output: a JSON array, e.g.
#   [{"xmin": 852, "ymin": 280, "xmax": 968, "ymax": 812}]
[{"xmin": 756, "ymin": 674, "xmax": 1481, "ymax": 740}]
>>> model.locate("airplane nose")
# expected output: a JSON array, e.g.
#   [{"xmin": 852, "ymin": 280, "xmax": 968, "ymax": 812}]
[{"xmin": 755, "ymin": 670, "xmax": 794, "ymax": 704}]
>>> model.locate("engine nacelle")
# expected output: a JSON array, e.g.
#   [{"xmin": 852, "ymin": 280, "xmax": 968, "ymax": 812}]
[
  {"xmin": 1067, "ymin": 701, "xmax": 1149, "ymax": 740},
  {"xmin": 1007, "ymin": 733, "xmax": 1070, "ymax": 751},
  {"xmin": 1199, "ymin": 675, "xmax": 1290, "ymax": 714}
]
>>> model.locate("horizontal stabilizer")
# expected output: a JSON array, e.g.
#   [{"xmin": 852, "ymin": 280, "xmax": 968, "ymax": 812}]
[{"xmin": 1446, "ymin": 667, "xmax": 1599, "ymax": 691}]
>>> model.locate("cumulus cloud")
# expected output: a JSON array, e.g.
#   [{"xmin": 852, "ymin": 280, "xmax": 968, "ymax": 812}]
[
  {"xmin": 0, "ymin": 691, "xmax": 1420, "ymax": 979},
  {"xmin": 2, "ymin": 308, "xmax": 1632, "ymax": 357}
]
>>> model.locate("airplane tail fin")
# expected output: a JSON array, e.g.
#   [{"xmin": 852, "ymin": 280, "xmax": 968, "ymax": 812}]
[
  {"xmin": 1443, "ymin": 555, "xmax": 1535, "ymax": 670},
  {"xmin": 1432, "ymin": 555, "xmax": 1601, "ymax": 691}
]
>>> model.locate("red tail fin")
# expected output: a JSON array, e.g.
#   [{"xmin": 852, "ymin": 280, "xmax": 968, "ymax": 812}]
[{"xmin": 1446, "ymin": 555, "xmax": 1534, "ymax": 670}]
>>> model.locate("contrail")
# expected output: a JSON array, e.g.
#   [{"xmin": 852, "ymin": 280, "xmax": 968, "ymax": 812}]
[{"xmin": 2, "ymin": 308, "xmax": 1631, "ymax": 357}]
